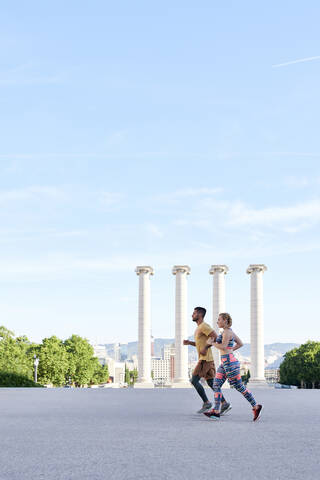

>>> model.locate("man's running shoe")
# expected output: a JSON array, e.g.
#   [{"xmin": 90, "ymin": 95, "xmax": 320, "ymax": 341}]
[
  {"xmin": 197, "ymin": 402, "xmax": 212, "ymax": 414},
  {"xmin": 220, "ymin": 402, "xmax": 232, "ymax": 416},
  {"xmin": 203, "ymin": 409, "xmax": 220, "ymax": 420},
  {"xmin": 253, "ymin": 404, "xmax": 262, "ymax": 421}
]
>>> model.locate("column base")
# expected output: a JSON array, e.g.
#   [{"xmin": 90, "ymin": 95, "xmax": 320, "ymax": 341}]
[
  {"xmin": 171, "ymin": 380, "xmax": 192, "ymax": 388},
  {"xmin": 247, "ymin": 378, "xmax": 269, "ymax": 389},
  {"xmin": 134, "ymin": 382, "xmax": 154, "ymax": 389}
]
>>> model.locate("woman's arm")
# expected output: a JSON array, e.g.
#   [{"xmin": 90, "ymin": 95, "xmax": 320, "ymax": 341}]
[{"xmin": 232, "ymin": 332, "xmax": 243, "ymax": 352}]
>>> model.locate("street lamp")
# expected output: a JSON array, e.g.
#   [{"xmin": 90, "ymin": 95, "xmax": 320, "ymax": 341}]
[{"xmin": 33, "ymin": 355, "xmax": 39, "ymax": 383}]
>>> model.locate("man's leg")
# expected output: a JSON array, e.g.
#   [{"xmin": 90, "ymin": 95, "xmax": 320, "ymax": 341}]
[{"xmin": 190, "ymin": 374, "xmax": 210, "ymax": 404}]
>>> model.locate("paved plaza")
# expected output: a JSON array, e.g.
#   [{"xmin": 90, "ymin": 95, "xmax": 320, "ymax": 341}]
[{"xmin": 0, "ymin": 388, "xmax": 319, "ymax": 480}]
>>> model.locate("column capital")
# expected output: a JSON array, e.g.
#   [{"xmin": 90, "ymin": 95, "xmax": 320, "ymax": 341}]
[
  {"xmin": 135, "ymin": 266, "xmax": 154, "ymax": 276},
  {"xmin": 209, "ymin": 265, "xmax": 229, "ymax": 275},
  {"xmin": 172, "ymin": 265, "xmax": 191, "ymax": 275},
  {"xmin": 246, "ymin": 264, "xmax": 267, "ymax": 274}
]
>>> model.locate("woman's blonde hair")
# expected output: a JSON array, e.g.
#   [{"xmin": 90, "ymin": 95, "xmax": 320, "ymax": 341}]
[{"xmin": 219, "ymin": 312, "xmax": 232, "ymax": 327}]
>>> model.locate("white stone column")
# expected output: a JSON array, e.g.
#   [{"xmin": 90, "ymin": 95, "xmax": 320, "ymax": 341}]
[
  {"xmin": 171, "ymin": 265, "xmax": 191, "ymax": 388},
  {"xmin": 246, "ymin": 264, "xmax": 268, "ymax": 388},
  {"xmin": 209, "ymin": 265, "xmax": 229, "ymax": 370},
  {"xmin": 134, "ymin": 266, "xmax": 154, "ymax": 388}
]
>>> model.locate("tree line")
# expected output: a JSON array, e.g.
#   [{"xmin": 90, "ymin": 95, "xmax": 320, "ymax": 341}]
[
  {"xmin": 280, "ymin": 341, "xmax": 320, "ymax": 388},
  {"xmin": 0, "ymin": 326, "xmax": 109, "ymax": 387}
]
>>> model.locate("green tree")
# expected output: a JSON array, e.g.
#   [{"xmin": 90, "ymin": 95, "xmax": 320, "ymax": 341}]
[
  {"xmin": 90, "ymin": 360, "xmax": 109, "ymax": 385},
  {"xmin": 279, "ymin": 348, "xmax": 299, "ymax": 386},
  {"xmin": 241, "ymin": 369, "xmax": 250, "ymax": 385},
  {"xmin": 37, "ymin": 336, "xmax": 69, "ymax": 386},
  {"xmin": 130, "ymin": 367, "xmax": 138, "ymax": 385},
  {"xmin": 298, "ymin": 341, "xmax": 320, "ymax": 388},
  {"xmin": 280, "ymin": 341, "xmax": 320, "ymax": 388},
  {"xmin": 0, "ymin": 326, "xmax": 35, "ymax": 381},
  {"xmin": 64, "ymin": 335, "xmax": 97, "ymax": 387},
  {"xmin": 314, "ymin": 348, "xmax": 320, "ymax": 388},
  {"xmin": 125, "ymin": 365, "xmax": 130, "ymax": 385},
  {"xmin": 0, "ymin": 371, "xmax": 43, "ymax": 387}
]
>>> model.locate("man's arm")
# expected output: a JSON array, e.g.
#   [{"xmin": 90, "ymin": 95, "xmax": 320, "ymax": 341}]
[
  {"xmin": 209, "ymin": 330, "xmax": 218, "ymax": 341},
  {"xmin": 199, "ymin": 330, "xmax": 217, "ymax": 355},
  {"xmin": 183, "ymin": 340, "xmax": 196, "ymax": 347}
]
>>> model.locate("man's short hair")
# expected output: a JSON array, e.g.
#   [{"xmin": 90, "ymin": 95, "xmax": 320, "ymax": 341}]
[{"xmin": 194, "ymin": 306, "xmax": 206, "ymax": 318}]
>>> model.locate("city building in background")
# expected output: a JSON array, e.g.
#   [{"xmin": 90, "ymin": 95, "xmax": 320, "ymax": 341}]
[
  {"xmin": 163, "ymin": 344, "xmax": 175, "ymax": 383},
  {"xmin": 93, "ymin": 337, "xmax": 293, "ymax": 387},
  {"xmin": 93, "ymin": 345, "xmax": 109, "ymax": 366},
  {"xmin": 265, "ymin": 369, "xmax": 280, "ymax": 384},
  {"xmin": 113, "ymin": 343, "xmax": 120, "ymax": 362},
  {"xmin": 151, "ymin": 344, "xmax": 175, "ymax": 385},
  {"xmin": 151, "ymin": 357, "xmax": 170, "ymax": 385}
]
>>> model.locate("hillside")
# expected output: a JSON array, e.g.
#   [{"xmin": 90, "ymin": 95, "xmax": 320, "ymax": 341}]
[{"xmin": 103, "ymin": 339, "xmax": 299, "ymax": 367}]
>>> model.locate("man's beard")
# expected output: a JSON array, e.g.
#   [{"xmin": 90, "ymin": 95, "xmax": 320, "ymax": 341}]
[{"xmin": 192, "ymin": 318, "xmax": 198, "ymax": 322}]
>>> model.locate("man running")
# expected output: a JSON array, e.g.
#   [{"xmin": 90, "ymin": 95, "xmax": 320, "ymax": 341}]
[{"xmin": 183, "ymin": 307, "xmax": 231, "ymax": 415}]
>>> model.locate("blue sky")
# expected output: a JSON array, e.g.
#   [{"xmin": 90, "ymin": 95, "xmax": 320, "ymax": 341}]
[{"xmin": 0, "ymin": 1, "xmax": 319, "ymax": 345}]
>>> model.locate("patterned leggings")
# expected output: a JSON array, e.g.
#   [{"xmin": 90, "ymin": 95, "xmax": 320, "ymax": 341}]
[{"xmin": 213, "ymin": 353, "xmax": 257, "ymax": 411}]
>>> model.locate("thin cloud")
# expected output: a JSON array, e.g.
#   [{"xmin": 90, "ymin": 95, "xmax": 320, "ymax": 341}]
[
  {"xmin": 0, "ymin": 63, "xmax": 65, "ymax": 86},
  {"xmin": 228, "ymin": 199, "xmax": 320, "ymax": 227},
  {"xmin": 0, "ymin": 186, "xmax": 65, "ymax": 204},
  {"xmin": 260, "ymin": 152, "xmax": 320, "ymax": 158},
  {"xmin": 2, "ymin": 238, "xmax": 320, "ymax": 282},
  {"xmin": 176, "ymin": 197, "xmax": 320, "ymax": 234},
  {"xmin": 272, "ymin": 56, "xmax": 320, "ymax": 68},
  {"xmin": 156, "ymin": 187, "xmax": 223, "ymax": 203},
  {"xmin": 0, "ymin": 228, "xmax": 86, "ymax": 242},
  {"xmin": 100, "ymin": 192, "xmax": 125, "ymax": 208},
  {"xmin": 0, "ymin": 152, "xmax": 168, "ymax": 160},
  {"xmin": 0, "ymin": 254, "xmax": 144, "ymax": 279},
  {"xmin": 284, "ymin": 176, "xmax": 320, "ymax": 188},
  {"xmin": 105, "ymin": 130, "xmax": 127, "ymax": 146},
  {"xmin": 198, "ymin": 197, "xmax": 320, "ymax": 230},
  {"xmin": 146, "ymin": 224, "xmax": 164, "ymax": 238}
]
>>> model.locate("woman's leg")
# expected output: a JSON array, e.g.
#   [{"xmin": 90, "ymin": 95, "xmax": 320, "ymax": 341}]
[
  {"xmin": 223, "ymin": 355, "xmax": 257, "ymax": 407},
  {"xmin": 207, "ymin": 378, "xmax": 227, "ymax": 405},
  {"xmin": 212, "ymin": 365, "xmax": 227, "ymax": 412}
]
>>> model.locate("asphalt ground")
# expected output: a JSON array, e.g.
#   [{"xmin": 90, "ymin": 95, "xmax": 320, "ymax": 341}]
[{"xmin": 0, "ymin": 388, "xmax": 319, "ymax": 480}]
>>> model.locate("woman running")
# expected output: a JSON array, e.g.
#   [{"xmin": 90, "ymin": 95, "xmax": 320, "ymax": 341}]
[{"xmin": 203, "ymin": 313, "xmax": 262, "ymax": 421}]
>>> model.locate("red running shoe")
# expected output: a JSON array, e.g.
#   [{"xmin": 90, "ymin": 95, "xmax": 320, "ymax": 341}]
[
  {"xmin": 204, "ymin": 409, "xmax": 220, "ymax": 420},
  {"xmin": 253, "ymin": 404, "xmax": 262, "ymax": 421}
]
